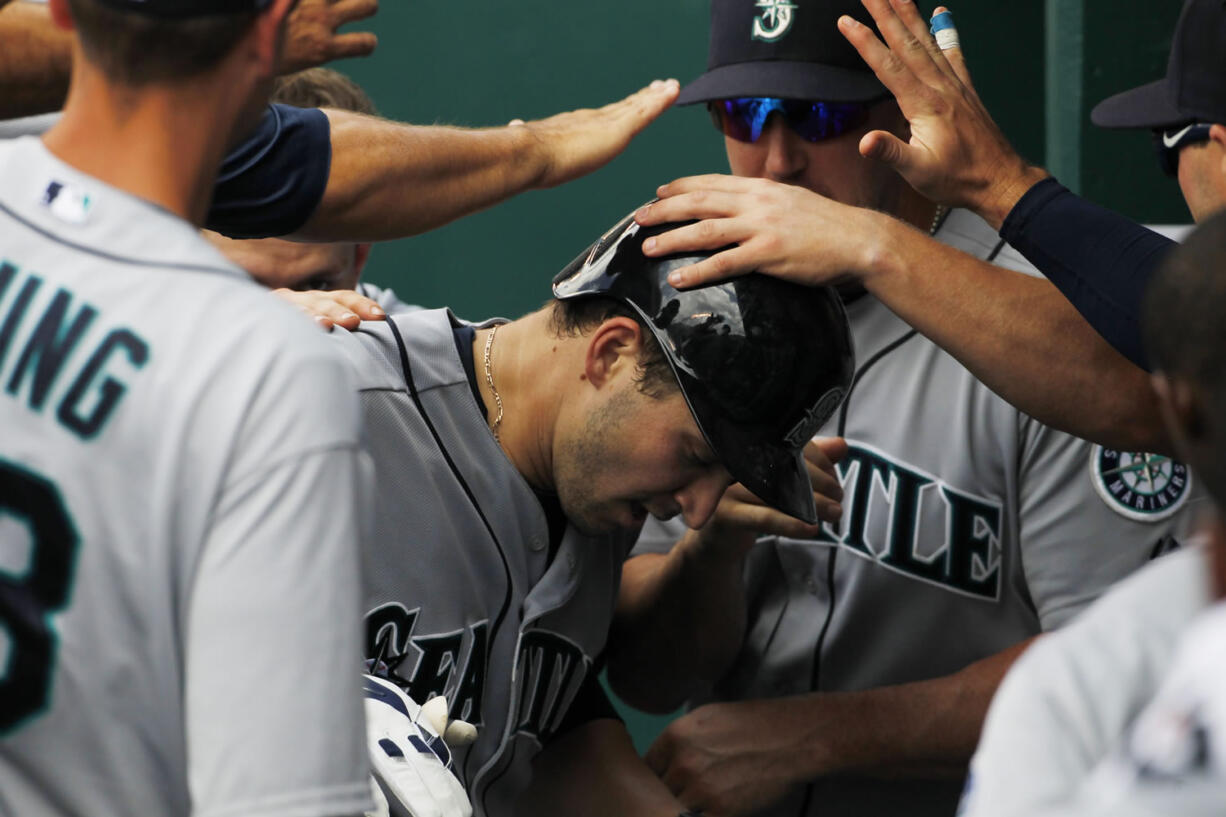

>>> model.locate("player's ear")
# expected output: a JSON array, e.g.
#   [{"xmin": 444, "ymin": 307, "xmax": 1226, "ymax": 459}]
[
  {"xmin": 583, "ymin": 317, "xmax": 643, "ymax": 389},
  {"xmin": 47, "ymin": 0, "xmax": 74, "ymax": 30},
  {"xmin": 249, "ymin": 0, "xmax": 298, "ymax": 78},
  {"xmin": 1151, "ymin": 372, "xmax": 1208, "ymax": 447},
  {"xmin": 1210, "ymin": 124, "xmax": 1226, "ymax": 178}
]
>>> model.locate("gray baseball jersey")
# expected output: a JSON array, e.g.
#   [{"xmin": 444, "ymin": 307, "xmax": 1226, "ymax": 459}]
[
  {"xmin": 0, "ymin": 137, "xmax": 371, "ymax": 817},
  {"xmin": 961, "ymin": 540, "xmax": 1212, "ymax": 817},
  {"xmin": 1005, "ymin": 593, "xmax": 1226, "ymax": 817},
  {"xmin": 633, "ymin": 208, "xmax": 1202, "ymax": 817},
  {"xmin": 328, "ymin": 308, "xmax": 635, "ymax": 817}
]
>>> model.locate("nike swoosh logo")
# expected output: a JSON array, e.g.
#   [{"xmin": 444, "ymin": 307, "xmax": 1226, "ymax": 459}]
[{"xmin": 1163, "ymin": 125, "xmax": 1195, "ymax": 148}]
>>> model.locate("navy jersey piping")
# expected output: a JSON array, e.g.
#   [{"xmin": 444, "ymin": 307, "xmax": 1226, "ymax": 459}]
[
  {"xmin": 382, "ymin": 317, "xmax": 516, "ymax": 786},
  {"xmin": 796, "ymin": 326, "xmax": 919, "ymax": 817}
]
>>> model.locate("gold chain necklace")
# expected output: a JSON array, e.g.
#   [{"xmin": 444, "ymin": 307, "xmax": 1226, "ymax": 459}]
[
  {"xmin": 930, "ymin": 203, "xmax": 948, "ymax": 236},
  {"xmin": 483, "ymin": 324, "xmax": 505, "ymax": 442}
]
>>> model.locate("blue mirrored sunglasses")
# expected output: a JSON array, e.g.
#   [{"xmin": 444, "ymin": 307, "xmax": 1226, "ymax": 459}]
[
  {"xmin": 1153, "ymin": 122, "xmax": 1212, "ymax": 177},
  {"xmin": 708, "ymin": 97, "xmax": 874, "ymax": 144}
]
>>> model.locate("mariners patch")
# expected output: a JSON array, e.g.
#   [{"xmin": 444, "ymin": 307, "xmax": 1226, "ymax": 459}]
[
  {"xmin": 1090, "ymin": 446, "xmax": 1191, "ymax": 522},
  {"xmin": 752, "ymin": 0, "xmax": 797, "ymax": 42}
]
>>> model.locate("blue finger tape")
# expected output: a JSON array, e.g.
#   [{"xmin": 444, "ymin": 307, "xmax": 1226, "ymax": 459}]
[{"xmin": 930, "ymin": 11, "xmax": 955, "ymax": 34}]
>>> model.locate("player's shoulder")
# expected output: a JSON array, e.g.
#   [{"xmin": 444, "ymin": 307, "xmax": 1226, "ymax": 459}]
[
  {"xmin": 1040, "ymin": 545, "xmax": 1210, "ymax": 656},
  {"xmin": 942, "ymin": 208, "xmax": 1040, "ymax": 277},
  {"xmin": 327, "ymin": 307, "xmax": 479, "ymax": 394}
]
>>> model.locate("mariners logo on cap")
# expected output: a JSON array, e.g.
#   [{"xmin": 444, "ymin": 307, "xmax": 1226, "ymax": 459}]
[
  {"xmin": 1089, "ymin": 446, "xmax": 1192, "ymax": 522},
  {"xmin": 752, "ymin": 0, "xmax": 798, "ymax": 42},
  {"xmin": 784, "ymin": 386, "xmax": 843, "ymax": 449}
]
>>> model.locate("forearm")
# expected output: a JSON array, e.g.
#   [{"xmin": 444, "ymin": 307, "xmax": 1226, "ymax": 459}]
[
  {"xmin": 794, "ymin": 639, "xmax": 1035, "ymax": 780},
  {"xmin": 0, "ymin": 1, "xmax": 72, "ymax": 119},
  {"xmin": 608, "ymin": 532, "xmax": 752, "ymax": 713},
  {"xmin": 860, "ymin": 214, "xmax": 1170, "ymax": 453},
  {"xmin": 298, "ymin": 110, "xmax": 548, "ymax": 242},
  {"xmin": 514, "ymin": 719, "xmax": 684, "ymax": 817},
  {"xmin": 1000, "ymin": 178, "xmax": 1175, "ymax": 372}
]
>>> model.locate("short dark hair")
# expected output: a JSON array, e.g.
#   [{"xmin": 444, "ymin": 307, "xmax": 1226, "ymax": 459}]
[
  {"xmin": 272, "ymin": 68, "xmax": 377, "ymax": 115},
  {"xmin": 66, "ymin": 0, "xmax": 257, "ymax": 85},
  {"xmin": 549, "ymin": 298, "xmax": 676, "ymax": 398},
  {"xmin": 1144, "ymin": 212, "xmax": 1226, "ymax": 397}
]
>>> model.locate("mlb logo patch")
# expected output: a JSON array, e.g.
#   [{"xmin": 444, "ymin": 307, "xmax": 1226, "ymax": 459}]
[{"xmin": 40, "ymin": 180, "xmax": 93, "ymax": 226}]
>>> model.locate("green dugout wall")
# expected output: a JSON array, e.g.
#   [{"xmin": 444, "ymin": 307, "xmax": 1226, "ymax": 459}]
[{"xmin": 336, "ymin": 1, "xmax": 1189, "ymax": 751}]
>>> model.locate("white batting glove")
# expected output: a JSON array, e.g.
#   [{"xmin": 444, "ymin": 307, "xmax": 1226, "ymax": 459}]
[{"xmin": 362, "ymin": 674, "xmax": 475, "ymax": 817}]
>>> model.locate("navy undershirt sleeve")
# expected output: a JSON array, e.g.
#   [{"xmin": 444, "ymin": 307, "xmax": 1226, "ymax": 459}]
[
  {"xmin": 206, "ymin": 103, "xmax": 332, "ymax": 239},
  {"xmin": 999, "ymin": 177, "xmax": 1177, "ymax": 371}
]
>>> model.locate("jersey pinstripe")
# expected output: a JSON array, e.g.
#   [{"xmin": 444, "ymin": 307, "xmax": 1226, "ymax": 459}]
[{"xmin": 0, "ymin": 137, "xmax": 371, "ymax": 817}]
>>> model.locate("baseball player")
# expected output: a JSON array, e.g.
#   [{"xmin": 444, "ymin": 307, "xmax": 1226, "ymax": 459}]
[
  {"xmin": 606, "ymin": 2, "xmax": 1202, "ymax": 816},
  {"xmin": 0, "ymin": 2, "xmax": 372, "ymax": 816},
  {"xmin": 637, "ymin": 0, "xmax": 1225, "ymax": 457},
  {"xmin": 959, "ymin": 206, "xmax": 1226, "ymax": 817},
  {"xmin": 305, "ymin": 207, "xmax": 854, "ymax": 817}
]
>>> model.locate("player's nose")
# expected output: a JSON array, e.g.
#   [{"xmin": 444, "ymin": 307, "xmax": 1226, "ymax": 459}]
[
  {"xmin": 676, "ymin": 470, "xmax": 733, "ymax": 530},
  {"xmin": 761, "ymin": 117, "xmax": 807, "ymax": 182}
]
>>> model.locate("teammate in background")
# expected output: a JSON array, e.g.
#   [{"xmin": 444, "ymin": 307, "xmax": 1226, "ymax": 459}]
[
  {"xmin": 0, "ymin": 0, "xmax": 683, "ymax": 248},
  {"xmin": 292, "ymin": 208, "xmax": 853, "ymax": 817},
  {"xmin": 0, "ymin": 2, "xmax": 372, "ymax": 817},
  {"xmin": 668, "ymin": 2, "xmax": 1226, "ymax": 813},
  {"xmin": 961, "ymin": 211, "xmax": 1226, "ymax": 817},
  {"xmin": 606, "ymin": 2, "xmax": 1200, "ymax": 816},
  {"xmin": 637, "ymin": 0, "xmax": 1226, "ymax": 455},
  {"xmin": 203, "ymin": 67, "xmax": 425, "ymax": 323}
]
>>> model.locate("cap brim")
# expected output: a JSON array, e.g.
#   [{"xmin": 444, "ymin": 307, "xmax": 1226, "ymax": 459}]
[
  {"xmin": 677, "ymin": 60, "xmax": 888, "ymax": 105},
  {"xmin": 1091, "ymin": 79, "xmax": 1188, "ymax": 130}
]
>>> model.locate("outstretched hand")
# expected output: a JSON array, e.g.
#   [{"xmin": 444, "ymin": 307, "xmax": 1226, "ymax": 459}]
[
  {"xmin": 274, "ymin": 288, "xmax": 387, "ymax": 331},
  {"xmin": 521, "ymin": 79, "xmax": 680, "ymax": 189},
  {"xmin": 839, "ymin": 0, "xmax": 1047, "ymax": 228},
  {"xmin": 278, "ymin": 0, "xmax": 379, "ymax": 76}
]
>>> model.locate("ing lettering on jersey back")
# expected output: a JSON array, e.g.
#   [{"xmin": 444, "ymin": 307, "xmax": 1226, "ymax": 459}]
[{"xmin": 0, "ymin": 260, "xmax": 148, "ymax": 439}]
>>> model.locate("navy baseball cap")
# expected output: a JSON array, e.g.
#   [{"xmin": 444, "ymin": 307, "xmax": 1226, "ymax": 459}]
[
  {"xmin": 1091, "ymin": 0, "xmax": 1226, "ymax": 129},
  {"xmin": 93, "ymin": 0, "xmax": 274, "ymax": 17},
  {"xmin": 677, "ymin": 0, "xmax": 905, "ymax": 105},
  {"xmin": 553, "ymin": 207, "xmax": 855, "ymax": 524}
]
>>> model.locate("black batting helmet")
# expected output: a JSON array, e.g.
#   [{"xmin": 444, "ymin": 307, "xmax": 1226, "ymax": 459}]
[{"xmin": 552, "ymin": 206, "xmax": 855, "ymax": 524}]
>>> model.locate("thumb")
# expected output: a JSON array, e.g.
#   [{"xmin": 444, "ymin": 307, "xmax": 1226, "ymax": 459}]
[{"xmin": 859, "ymin": 130, "xmax": 909, "ymax": 170}]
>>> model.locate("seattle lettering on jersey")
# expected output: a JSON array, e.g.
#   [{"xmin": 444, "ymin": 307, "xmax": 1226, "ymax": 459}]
[
  {"xmin": 366, "ymin": 602, "xmax": 489, "ymax": 726},
  {"xmin": 365, "ymin": 602, "xmax": 591, "ymax": 745},
  {"xmin": 0, "ymin": 260, "xmax": 148, "ymax": 440},
  {"xmin": 815, "ymin": 442, "xmax": 1004, "ymax": 599}
]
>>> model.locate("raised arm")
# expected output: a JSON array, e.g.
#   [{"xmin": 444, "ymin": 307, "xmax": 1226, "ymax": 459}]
[
  {"xmin": 608, "ymin": 439, "xmax": 846, "ymax": 713},
  {"xmin": 634, "ymin": 179, "xmax": 1169, "ymax": 453},
  {"xmin": 294, "ymin": 80, "xmax": 679, "ymax": 241}
]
